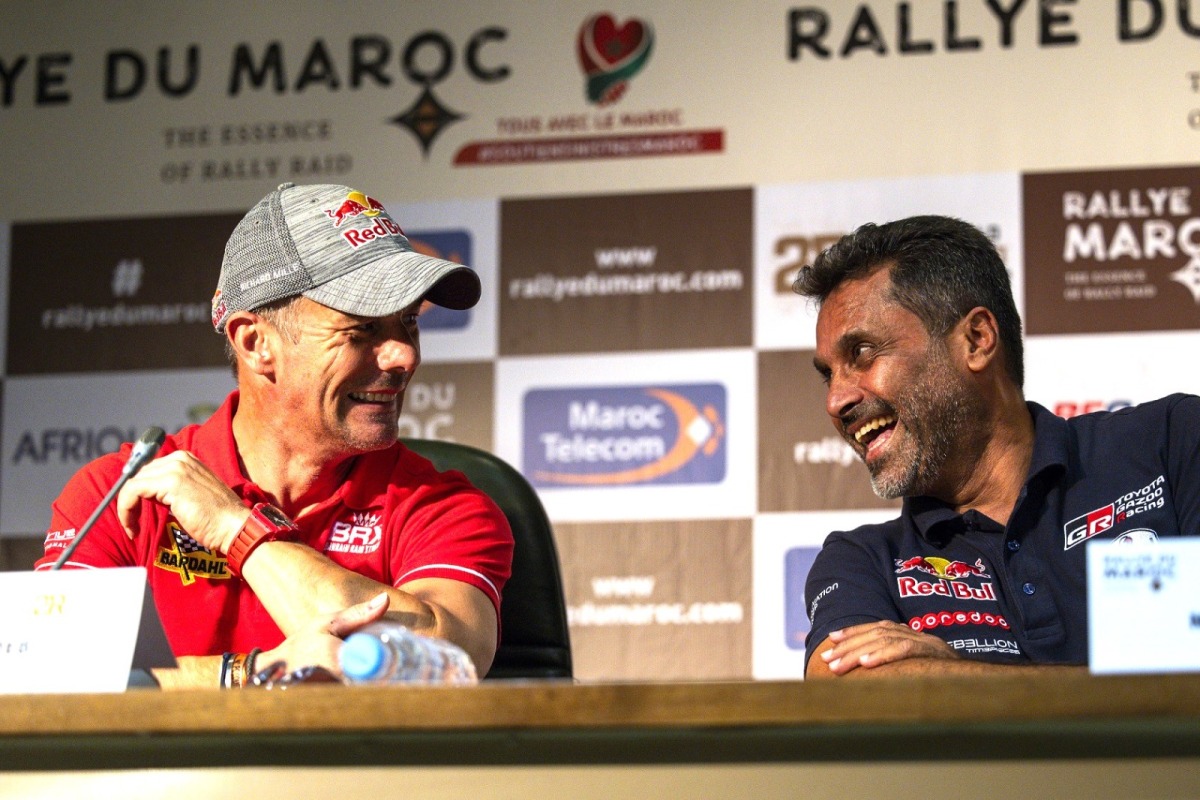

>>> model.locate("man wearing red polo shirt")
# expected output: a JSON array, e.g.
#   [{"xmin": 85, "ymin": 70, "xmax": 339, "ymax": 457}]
[{"xmin": 37, "ymin": 183, "xmax": 513, "ymax": 689}]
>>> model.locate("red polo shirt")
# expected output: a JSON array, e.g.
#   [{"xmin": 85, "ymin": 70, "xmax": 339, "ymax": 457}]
[{"xmin": 36, "ymin": 392, "xmax": 513, "ymax": 657}]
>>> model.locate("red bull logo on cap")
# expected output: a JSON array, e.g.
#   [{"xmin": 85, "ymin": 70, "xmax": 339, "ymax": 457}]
[
  {"xmin": 324, "ymin": 191, "xmax": 407, "ymax": 250},
  {"xmin": 325, "ymin": 191, "xmax": 388, "ymax": 227}
]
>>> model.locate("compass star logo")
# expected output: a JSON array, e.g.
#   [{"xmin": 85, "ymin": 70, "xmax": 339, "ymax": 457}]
[
  {"xmin": 389, "ymin": 86, "xmax": 464, "ymax": 157},
  {"xmin": 1170, "ymin": 253, "xmax": 1200, "ymax": 303}
]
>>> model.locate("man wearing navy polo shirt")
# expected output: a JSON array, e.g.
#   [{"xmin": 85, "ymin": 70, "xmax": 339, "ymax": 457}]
[{"xmin": 794, "ymin": 215, "xmax": 1200, "ymax": 678}]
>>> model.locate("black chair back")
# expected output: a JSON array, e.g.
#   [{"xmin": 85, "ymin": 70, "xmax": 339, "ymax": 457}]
[{"xmin": 401, "ymin": 438, "xmax": 573, "ymax": 681}]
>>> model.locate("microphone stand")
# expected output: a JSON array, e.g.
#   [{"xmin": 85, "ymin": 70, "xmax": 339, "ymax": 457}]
[{"xmin": 51, "ymin": 427, "xmax": 166, "ymax": 571}]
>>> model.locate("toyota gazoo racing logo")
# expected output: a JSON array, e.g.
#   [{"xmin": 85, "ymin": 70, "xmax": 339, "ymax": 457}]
[
  {"xmin": 523, "ymin": 383, "xmax": 726, "ymax": 488},
  {"xmin": 324, "ymin": 191, "xmax": 406, "ymax": 249},
  {"xmin": 894, "ymin": 556, "xmax": 996, "ymax": 601},
  {"xmin": 1063, "ymin": 475, "xmax": 1166, "ymax": 550},
  {"xmin": 327, "ymin": 512, "xmax": 383, "ymax": 555}
]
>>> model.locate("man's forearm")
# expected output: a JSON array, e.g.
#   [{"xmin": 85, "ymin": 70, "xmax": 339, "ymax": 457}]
[
  {"xmin": 238, "ymin": 540, "xmax": 436, "ymax": 637},
  {"xmin": 820, "ymin": 658, "xmax": 1087, "ymax": 678}
]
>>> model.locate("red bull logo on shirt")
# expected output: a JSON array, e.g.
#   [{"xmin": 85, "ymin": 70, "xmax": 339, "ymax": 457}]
[
  {"xmin": 894, "ymin": 555, "xmax": 996, "ymax": 601},
  {"xmin": 523, "ymin": 383, "xmax": 726, "ymax": 488}
]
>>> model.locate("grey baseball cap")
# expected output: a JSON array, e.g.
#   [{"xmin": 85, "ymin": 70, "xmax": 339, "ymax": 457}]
[{"xmin": 211, "ymin": 182, "xmax": 480, "ymax": 333}]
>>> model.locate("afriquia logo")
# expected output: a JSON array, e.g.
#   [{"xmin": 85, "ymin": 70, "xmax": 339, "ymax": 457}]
[
  {"xmin": 523, "ymin": 383, "xmax": 726, "ymax": 488},
  {"xmin": 576, "ymin": 13, "xmax": 654, "ymax": 106}
]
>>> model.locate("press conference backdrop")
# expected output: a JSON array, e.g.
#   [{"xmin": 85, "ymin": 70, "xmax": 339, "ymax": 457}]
[{"xmin": 1, "ymin": 1, "xmax": 1198, "ymax": 681}]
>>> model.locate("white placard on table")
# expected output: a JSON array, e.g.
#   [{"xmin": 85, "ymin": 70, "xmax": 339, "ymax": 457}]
[
  {"xmin": 1088, "ymin": 537, "xmax": 1200, "ymax": 675},
  {"xmin": 0, "ymin": 567, "xmax": 175, "ymax": 693}
]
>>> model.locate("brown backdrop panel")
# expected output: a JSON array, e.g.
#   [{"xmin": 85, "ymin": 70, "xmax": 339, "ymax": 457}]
[
  {"xmin": 1023, "ymin": 166, "xmax": 1200, "ymax": 335},
  {"xmin": 554, "ymin": 518, "xmax": 751, "ymax": 681},
  {"xmin": 8, "ymin": 214, "xmax": 238, "ymax": 374},
  {"xmin": 757, "ymin": 349, "xmax": 901, "ymax": 513},
  {"xmin": 499, "ymin": 188, "xmax": 753, "ymax": 355},
  {"xmin": 398, "ymin": 361, "xmax": 494, "ymax": 451}
]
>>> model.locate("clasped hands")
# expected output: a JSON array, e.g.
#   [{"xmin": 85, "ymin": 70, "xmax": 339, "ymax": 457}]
[{"xmin": 819, "ymin": 620, "xmax": 960, "ymax": 675}]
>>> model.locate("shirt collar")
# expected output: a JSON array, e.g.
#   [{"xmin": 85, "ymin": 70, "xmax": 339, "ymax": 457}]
[
  {"xmin": 193, "ymin": 390, "xmax": 251, "ymax": 494},
  {"xmin": 904, "ymin": 401, "xmax": 1068, "ymax": 542}
]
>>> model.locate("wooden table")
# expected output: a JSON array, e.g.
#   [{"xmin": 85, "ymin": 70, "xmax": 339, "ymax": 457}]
[{"xmin": 1, "ymin": 674, "xmax": 1198, "ymax": 798}]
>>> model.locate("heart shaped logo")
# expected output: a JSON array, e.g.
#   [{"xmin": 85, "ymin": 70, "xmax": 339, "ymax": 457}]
[{"xmin": 576, "ymin": 13, "xmax": 655, "ymax": 106}]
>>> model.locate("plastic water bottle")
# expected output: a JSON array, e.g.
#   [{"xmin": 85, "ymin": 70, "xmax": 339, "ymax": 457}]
[{"xmin": 339, "ymin": 622, "xmax": 479, "ymax": 685}]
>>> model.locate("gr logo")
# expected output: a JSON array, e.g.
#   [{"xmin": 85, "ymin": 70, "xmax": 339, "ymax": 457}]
[{"xmin": 1064, "ymin": 503, "xmax": 1114, "ymax": 550}]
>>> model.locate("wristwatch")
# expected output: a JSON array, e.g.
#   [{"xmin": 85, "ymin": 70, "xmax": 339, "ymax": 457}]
[{"xmin": 225, "ymin": 502, "xmax": 299, "ymax": 577}]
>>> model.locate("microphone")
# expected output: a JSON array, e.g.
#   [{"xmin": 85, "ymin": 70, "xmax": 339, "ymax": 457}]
[{"xmin": 51, "ymin": 427, "xmax": 166, "ymax": 571}]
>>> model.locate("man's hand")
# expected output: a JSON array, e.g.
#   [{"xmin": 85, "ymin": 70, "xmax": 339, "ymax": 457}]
[
  {"xmin": 115, "ymin": 450, "xmax": 249, "ymax": 553},
  {"xmin": 816, "ymin": 620, "xmax": 960, "ymax": 675},
  {"xmin": 258, "ymin": 592, "xmax": 391, "ymax": 678}
]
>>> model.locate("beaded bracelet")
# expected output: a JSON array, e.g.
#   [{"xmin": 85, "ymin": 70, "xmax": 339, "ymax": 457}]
[{"xmin": 245, "ymin": 648, "xmax": 263, "ymax": 684}]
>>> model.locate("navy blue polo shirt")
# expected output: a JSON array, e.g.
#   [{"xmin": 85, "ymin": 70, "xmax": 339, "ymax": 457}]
[{"xmin": 803, "ymin": 394, "xmax": 1200, "ymax": 669}]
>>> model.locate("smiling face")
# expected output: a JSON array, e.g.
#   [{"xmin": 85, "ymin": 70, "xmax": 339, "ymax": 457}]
[
  {"xmin": 266, "ymin": 297, "xmax": 421, "ymax": 459},
  {"xmin": 813, "ymin": 265, "xmax": 982, "ymax": 500}
]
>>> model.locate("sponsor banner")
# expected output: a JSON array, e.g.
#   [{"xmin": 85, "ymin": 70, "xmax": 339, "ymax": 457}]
[
  {"xmin": 398, "ymin": 361, "xmax": 494, "ymax": 450},
  {"xmin": 1024, "ymin": 333, "xmax": 1200, "ymax": 412},
  {"xmin": 1023, "ymin": 165, "xmax": 1200, "ymax": 334},
  {"xmin": 495, "ymin": 350, "xmax": 755, "ymax": 522},
  {"xmin": 555, "ymin": 518, "xmax": 751, "ymax": 681},
  {"xmin": 757, "ymin": 350, "xmax": 901, "ymax": 513},
  {"xmin": 0, "ymin": 369, "xmax": 235, "ymax": 535},
  {"xmin": 456, "ymin": 12, "xmax": 727, "ymax": 166},
  {"xmin": 383, "ymin": 198, "xmax": 499, "ymax": 362},
  {"xmin": 1, "ymin": 3, "xmax": 1197, "ymax": 220},
  {"xmin": 755, "ymin": 173, "xmax": 1022, "ymax": 351},
  {"xmin": 8, "ymin": 214, "xmax": 237, "ymax": 375},
  {"xmin": 752, "ymin": 510, "xmax": 895, "ymax": 679},
  {"xmin": 499, "ymin": 188, "xmax": 752, "ymax": 355}
]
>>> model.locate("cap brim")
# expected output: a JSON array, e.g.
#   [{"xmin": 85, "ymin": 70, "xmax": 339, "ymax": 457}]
[{"xmin": 302, "ymin": 251, "xmax": 481, "ymax": 318}]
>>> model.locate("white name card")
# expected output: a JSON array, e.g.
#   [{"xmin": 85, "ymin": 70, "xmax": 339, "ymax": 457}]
[
  {"xmin": 1088, "ymin": 537, "xmax": 1200, "ymax": 675},
  {"xmin": 0, "ymin": 567, "xmax": 174, "ymax": 694}
]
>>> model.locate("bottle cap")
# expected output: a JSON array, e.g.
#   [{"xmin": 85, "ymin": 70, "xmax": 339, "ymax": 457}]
[{"xmin": 340, "ymin": 632, "xmax": 387, "ymax": 681}]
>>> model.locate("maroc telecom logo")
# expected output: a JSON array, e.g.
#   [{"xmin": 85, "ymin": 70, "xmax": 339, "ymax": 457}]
[
  {"xmin": 576, "ymin": 13, "xmax": 655, "ymax": 106},
  {"xmin": 523, "ymin": 383, "xmax": 726, "ymax": 488}
]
